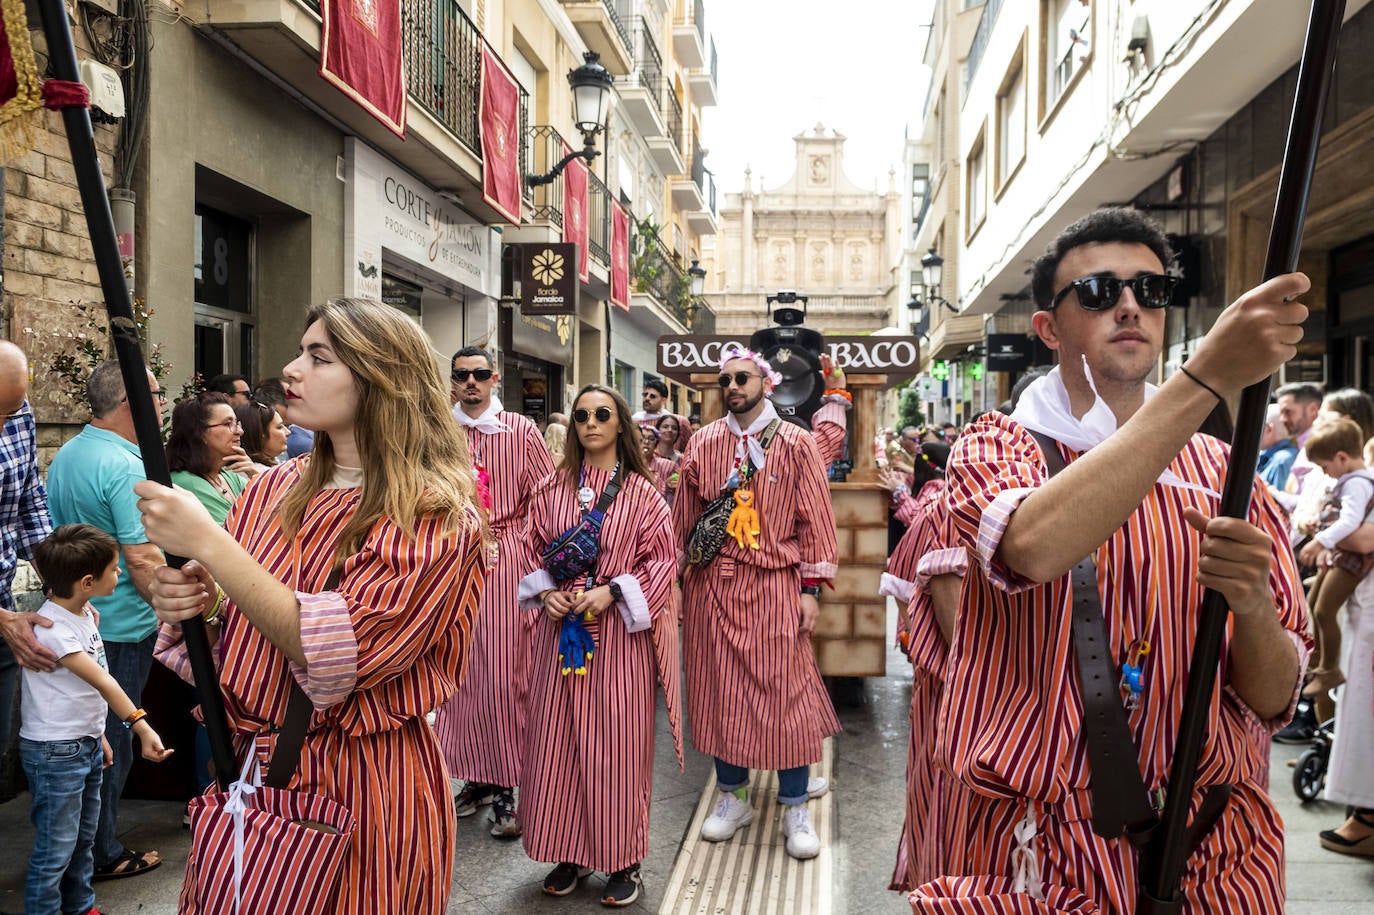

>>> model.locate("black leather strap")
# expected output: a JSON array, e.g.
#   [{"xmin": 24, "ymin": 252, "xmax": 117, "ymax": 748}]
[
  {"xmin": 264, "ymin": 564, "xmax": 344, "ymax": 789},
  {"xmin": 1029, "ymin": 432, "xmax": 1158, "ymax": 843}
]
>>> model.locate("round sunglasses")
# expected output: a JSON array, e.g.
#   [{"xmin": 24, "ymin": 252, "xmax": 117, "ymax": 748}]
[
  {"xmin": 718, "ymin": 371, "xmax": 763, "ymax": 388},
  {"xmin": 573, "ymin": 406, "xmax": 614, "ymax": 424},
  {"xmin": 1049, "ymin": 273, "xmax": 1178, "ymax": 311}
]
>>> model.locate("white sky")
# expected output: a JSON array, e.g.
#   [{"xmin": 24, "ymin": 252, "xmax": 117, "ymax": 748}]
[{"xmin": 701, "ymin": 0, "xmax": 935, "ymax": 195}]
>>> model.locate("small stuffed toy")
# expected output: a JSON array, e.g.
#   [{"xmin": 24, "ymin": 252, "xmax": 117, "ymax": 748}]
[
  {"xmin": 727, "ymin": 488, "xmax": 761, "ymax": 551},
  {"xmin": 558, "ymin": 611, "xmax": 596, "ymax": 676}
]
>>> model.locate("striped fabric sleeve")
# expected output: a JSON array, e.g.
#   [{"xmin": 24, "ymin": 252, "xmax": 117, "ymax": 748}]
[
  {"xmin": 153, "ymin": 621, "xmax": 202, "ymax": 686},
  {"xmin": 623, "ymin": 479, "xmax": 676, "ymax": 625},
  {"xmin": 794, "ymin": 431, "xmax": 839, "ymax": 580},
  {"xmin": 670, "ymin": 436, "xmax": 707, "ymax": 571},
  {"xmin": 892, "ymin": 491, "xmax": 920, "ymax": 526},
  {"xmin": 1225, "ymin": 629, "xmax": 1308, "ymax": 734},
  {"xmin": 878, "ymin": 572, "xmax": 914, "ymax": 605},
  {"xmin": 810, "ymin": 400, "xmax": 848, "ymax": 468},
  {"xmin": 518, "ymin": 569, "xmax": 556, "ymax": 609},
  {"xmin": 914, "ymin": 548, "xmax": 968, "ymax": 592},
  {"xmin": 287, "ymin": 589, "xmax": 359, "ymax": 708}
]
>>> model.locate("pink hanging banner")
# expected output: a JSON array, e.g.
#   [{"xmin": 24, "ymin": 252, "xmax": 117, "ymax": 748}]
[
  {"xmin": 479, "ymin": 44, "xmax": 522, "ymax": 225},
  {"xmin": 562, "ymin": 144, "xmax": 590, "ymax": 283},
  {"xmin": 610, "ymin": 201, "xmax": 631, "ymax": 311}
]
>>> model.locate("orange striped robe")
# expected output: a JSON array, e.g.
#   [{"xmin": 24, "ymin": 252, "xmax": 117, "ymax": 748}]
[
  {"xmin": 155, "ymin": 460, "xmax": 486, "ymax": 915},
  {"xmin": 434, "ymin": 412, "xmax": 554, "ymax": 787},
  {"xmin": 889, "ymin": 496, "xmax": 967, "ymax": 893},
  {"xmin": 811, "ymin": 399, "xmax": 849, "ymax": 469},
  {"xmin": 516, "ymin": 467, "xmax": 683, "ymax": 871},
  {"xmin": 672, "ymin": 418, "xmax": 840, "ymax": 770},
  {"xmin": 930, "ymin": 413, "xmax": 1308, "ymax": 914}
]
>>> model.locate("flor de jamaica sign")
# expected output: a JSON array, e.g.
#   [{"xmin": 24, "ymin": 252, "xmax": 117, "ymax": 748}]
[{"xmin": 656, "ymin": 335, "xmax": 924, "ymax": 386}]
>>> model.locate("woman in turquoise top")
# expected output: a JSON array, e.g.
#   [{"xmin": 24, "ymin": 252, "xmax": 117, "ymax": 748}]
[{"xmin": 166, "ymin": 393, "xmax": 253, "ymax": 525}]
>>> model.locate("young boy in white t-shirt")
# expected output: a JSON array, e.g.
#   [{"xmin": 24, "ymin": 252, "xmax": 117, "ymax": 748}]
[{"xmin": 22, "ymin": 524, "xmax": 173, "ymax": 915}]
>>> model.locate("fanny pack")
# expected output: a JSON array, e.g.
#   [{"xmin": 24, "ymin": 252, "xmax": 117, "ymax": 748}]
[
  {"xmin": 541, "ymin": 463, "xmax": 625, "ymax": 581},
  {"xmin": 686, "ymin": 420, "xmax": 780, "ymax": 567}
]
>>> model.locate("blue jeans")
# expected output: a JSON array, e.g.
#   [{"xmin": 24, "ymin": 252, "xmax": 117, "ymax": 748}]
[
  {"xmin": 714, "ymin": 758, "xmax": 810, "ymax": 806},
  {"xmin": 21, "ymin": 735, "xmax": 102, "ymax": 915},
  {"xmin": 94, "ymin": 634, "xmax": 155, "ymax": 868}
]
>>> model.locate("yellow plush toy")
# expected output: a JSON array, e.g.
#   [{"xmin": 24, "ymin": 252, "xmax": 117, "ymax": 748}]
[{"xmin": 727, "ymin": 489, "xmax": 761, "ymax": 550}]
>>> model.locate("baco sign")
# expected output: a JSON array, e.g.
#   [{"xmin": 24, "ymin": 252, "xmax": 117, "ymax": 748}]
[{"xmin": 656, "ymin": 335, "xmax": 924, "ymax": 386}]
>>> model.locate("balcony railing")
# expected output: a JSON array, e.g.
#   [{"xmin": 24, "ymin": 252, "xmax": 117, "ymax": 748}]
[
  {"xmin": 588, "ymin": 171, "xmax": 611, "ymax": 265},
  {"xmin": 663, "ymin": 90, "xmax": 683, "ymax": 159},
  {"xmin": 632, "ymin": 220, "xmax": 691, "ymax": 319},
  {"xmin": 603, "ymin": 0, "xmax": 633, "ymax": 55},
  {"xmin": 527, "ymin": 125, "xmax": 569, "ymax": 228},
  {"xmin": 964, "ymin": 0, "xmax": 1002, "ymax": 93},
  {"xmin": 709, "ymin": 36, "xmax": 718, "ymax": 86},
  {"xmin": 401, "ymin": 0, "xmax": 482, "ymax": 151},
  {"xmin": 628, "ymin": 17, "xmax": 665, "ymax": 119}
]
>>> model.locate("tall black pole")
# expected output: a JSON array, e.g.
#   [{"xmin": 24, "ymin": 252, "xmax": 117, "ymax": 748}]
[
  {"xmin": 1138, "ymin": 1, "xmax": 1344, "ymax": 910},
  {"xmin": 32, "ymin": 0, "xmax": 238, "ymax": 788}
]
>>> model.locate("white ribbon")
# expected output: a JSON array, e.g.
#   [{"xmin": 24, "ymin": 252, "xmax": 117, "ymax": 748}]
[
  {"xmin": 726, "ymin": 400, "xmax": 780, "ymax": 473},
  {"xmin": 1010, "ymin": 800, "xmax": 1045, "ymax": 902},
  {"xmin": 222, "ymin": 749, "xmax": 263, "ymax": 914},
  {"xmin": 452, "ymin": 394, "xmax": 511, "ymax": 434}
]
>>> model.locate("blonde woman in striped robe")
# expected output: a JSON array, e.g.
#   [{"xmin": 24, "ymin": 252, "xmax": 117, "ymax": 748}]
[
  {"xmin": 135, "ymin": 298, "xmax": 487, "ymax": 914},
  {"xmin": 517, "ymin": 384, "xmax": 682, "ymax": 907}
]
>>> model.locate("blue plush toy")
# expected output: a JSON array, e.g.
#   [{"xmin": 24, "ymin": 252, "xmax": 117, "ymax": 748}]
[{"xmin": 559, "ymin": 611, "xmax": 596, "ymax": 676}]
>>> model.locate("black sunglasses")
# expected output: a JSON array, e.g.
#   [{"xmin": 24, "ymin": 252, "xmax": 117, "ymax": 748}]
[
  {"xmin": 718, "ymin": 371, "xmax": 763, "ymax": 388},
  {"xmin": 451, "ymin": 368, "xmax": 494, "ymax": 382},
  {"xmin": 573, "ymin": 406, "xmax": 614, "ymax": 424},
  {"xmin": 1049, "ymin": 273, "xmax": 1178, "ymax": 311}
]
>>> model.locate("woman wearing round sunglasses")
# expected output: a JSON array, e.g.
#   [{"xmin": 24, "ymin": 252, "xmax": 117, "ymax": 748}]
[
  {"xmin": 165, "ymin": 393, "xmax": 253, "ymax": 525},
  {"xmin": 516, "ymin": 384, "xmax": 681, "ymax": 907}
]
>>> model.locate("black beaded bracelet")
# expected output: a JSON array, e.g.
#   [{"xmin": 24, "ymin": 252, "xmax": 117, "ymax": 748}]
[{"xmin": 1179, "ymin": 366, "xmax": 1224, "ymax": 403}]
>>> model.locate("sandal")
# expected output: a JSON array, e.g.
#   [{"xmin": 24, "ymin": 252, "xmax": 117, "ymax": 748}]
[
  {"xmin": 1319, "ymin": 808, "xmax": 1374, "ymax": 857},
  {"xmin": 92, "ymin": 848, "xmax": 162, "ymax": 880}
]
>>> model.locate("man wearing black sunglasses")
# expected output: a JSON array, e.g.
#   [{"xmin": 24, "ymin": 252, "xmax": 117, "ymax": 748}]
[
  {"xmin": 927, "ymin": 208, "xmax": 1311, "ymax": 911},
  {"xmin": 434, "ymin": 346, "xmax": 554, "ymax": 839}
]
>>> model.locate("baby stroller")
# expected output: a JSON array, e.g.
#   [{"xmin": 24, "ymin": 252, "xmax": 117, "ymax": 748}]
[{"xmin": 1293, "ymin": 716, "xmax": 1337, "ymax": 802}]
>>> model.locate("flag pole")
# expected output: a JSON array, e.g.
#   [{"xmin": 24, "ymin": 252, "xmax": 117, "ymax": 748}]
[
  {"xmin": 1137, "ymin": 1, "xmax": 1344, "ymax": 910},
  {"xmin": 32, "ymin": 0, "xmax": 238, "ymax": 788}
]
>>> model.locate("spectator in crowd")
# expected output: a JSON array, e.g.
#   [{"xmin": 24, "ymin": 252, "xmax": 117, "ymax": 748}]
[
  {"xmin": 235, "ymin": 398, "xmax": 291, "ymax": 473},
  {"xmin": 0, "ymin": 341, "xmax": 54, "ymax": 769},
  {"xmin": 516, "ymin": 385, "xmax": 680, "ymax": 906},
  {"xmin": 203, "ymin": 373, "xmax": 251, "ymax": 406},
  {"xmin": 1276, "ymin": 381, "xmax": 1325, "ymax": 501},
  {"xmin": 543, "ymin": 414, "xmax": 568, "ymax": 464},
  {"xmin": 633, "ymin": 379, "xmax": 692, "ymax": 451},
  {"xmin": 1323, "ymin": 387, "xmax": 1374, "ymax": 441},
  {"xmin": 655, "ymin": 414, "xmax": 685, "ymax": 463},
  {"xmin": 1258, "ymin": 404, "xmax": 1298, "ymax": 492},
  {"xmin": 639, "ymin": 423, "xmax": 678, "ymax": 501},
  {"xmin": 46, "ymin": 360, "xmax": 167, "ymax": 880},
  {"xmin": 166, "ymin": 394, "xmax": 253, "ymax": 523}
]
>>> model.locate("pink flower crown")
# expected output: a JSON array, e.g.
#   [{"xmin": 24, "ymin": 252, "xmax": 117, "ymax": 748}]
[{"xmin": 719, "ymin": 347, "xmax": 783, "ymax": 388}]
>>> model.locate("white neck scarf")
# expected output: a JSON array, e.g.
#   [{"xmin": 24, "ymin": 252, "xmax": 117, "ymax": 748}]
[
  {"xmin": 453, "ymin": 394, "xmax": 510, "ymax": 434},
  {"xmin": 726, "ymin": 400, "xmax": 780, "ymax": 472},
  {"xmin": 1011, "ymin": 359, "xmax": 1214, "ymax": 495}
]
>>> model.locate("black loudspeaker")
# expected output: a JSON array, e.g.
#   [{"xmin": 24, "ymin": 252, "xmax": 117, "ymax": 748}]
[{"xmin": 749, "ymin": 325, "xmax": 825, "ymax": 430}]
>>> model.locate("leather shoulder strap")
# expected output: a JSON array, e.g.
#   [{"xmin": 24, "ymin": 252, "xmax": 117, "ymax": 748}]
[
  {"xmin": 1025, "ymin": 429, "xmax": 1157, "ymax": 843},
  {"xmin": 264, "ymin": 563, "xmax": 344, "ymax": 789},
  {"xmin": 758, "ymin": 418, "xmax": 782, "ymax": 450}
]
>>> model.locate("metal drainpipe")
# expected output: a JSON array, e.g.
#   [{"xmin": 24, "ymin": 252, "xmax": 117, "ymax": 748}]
[{"xmin": 110, "ymin": 188, "xmax": 135, "ymax": 295}]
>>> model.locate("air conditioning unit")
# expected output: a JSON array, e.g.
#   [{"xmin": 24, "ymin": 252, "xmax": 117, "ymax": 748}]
[{"xmin": 79, "ymin": 58, "xmax": 124, "ymax": 120}]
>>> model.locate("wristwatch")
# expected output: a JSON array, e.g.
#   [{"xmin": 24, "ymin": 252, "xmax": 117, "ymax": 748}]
[
  {"xmin": 800, "ymin": 585, "xmax": 822, "ymax": 598},
  {"xmin": 608, "ymin": 581, "xmax": 624, "ymax": 602}
]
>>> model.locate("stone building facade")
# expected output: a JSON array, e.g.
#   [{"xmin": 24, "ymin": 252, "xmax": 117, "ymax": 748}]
[{"xmin": 711, "ymin": 125, "xmax": 900, "ymax": 337}]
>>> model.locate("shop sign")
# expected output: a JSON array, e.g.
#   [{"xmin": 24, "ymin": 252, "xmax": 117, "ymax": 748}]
[
  {"xmin": 986, "ymin": 333, "xmax": 1033, "ymax": 373},
  {"xmin": 656, "ymin": 334, "xmax": 924, "ymax": 386},
  {"xmin": 512, "ymin": 311, "xmax": 574, "ymax": 366},
  {"xmin": 345, "ymin": 140, "xmax": 500, "ymax": 298},
  {"xmin": 518, "ymin": 242, "xmax": 579, "ymax": 315}
]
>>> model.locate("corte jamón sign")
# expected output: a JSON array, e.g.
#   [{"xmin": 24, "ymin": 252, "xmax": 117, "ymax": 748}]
[{"xmin": 657, "ymin": 335, "xmax": 923, "ymax": 386}]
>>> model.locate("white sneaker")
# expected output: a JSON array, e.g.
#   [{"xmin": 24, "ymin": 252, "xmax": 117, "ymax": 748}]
[
  {"xmin": 781, "ymin": 805, "xmax": 821, "ymax": 859},
  {"xmin": 806, "ymin": 776, "xmax": 828, "ymax": 798},
  {"xmin": 701, "ymin": 791, "xmax": 754, "ymax": 841}
]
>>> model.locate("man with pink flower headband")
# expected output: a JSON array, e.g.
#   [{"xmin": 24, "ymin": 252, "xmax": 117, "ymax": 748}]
[{"xmin": 670, "ymin": 346, "xmax": 840, "ymax": 861}]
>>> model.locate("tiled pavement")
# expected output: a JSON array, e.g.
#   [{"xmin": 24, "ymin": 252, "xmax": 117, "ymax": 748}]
[{"xmin": 2, "ymin": 604, "xmax": 1372, "ymax": 913}]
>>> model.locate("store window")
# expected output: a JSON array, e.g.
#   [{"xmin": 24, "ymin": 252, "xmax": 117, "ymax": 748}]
[{"xmin": 193, "ymin": 204, "xmax": 254, "ymax": 382}]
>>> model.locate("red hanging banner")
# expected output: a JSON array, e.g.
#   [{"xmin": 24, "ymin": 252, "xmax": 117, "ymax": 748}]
[
  {"xmin": 480, "ymin": 44, "xmax": 522, "ymax": 226},
  {"xmin": 610, "ymin": 201, "xmax": 631, "ymax": 311},
  {"xmin": 319, "ymin": 0, "xmax": 406, "ymax": 138},
  {"xmin": 562, "ymin": 145, "xmax": 590, "ymax": 283}
]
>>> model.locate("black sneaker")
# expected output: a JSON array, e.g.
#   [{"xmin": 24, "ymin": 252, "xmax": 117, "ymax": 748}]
[
  {"xmin": 489, "ymin": 788, "xmax": 521, "ymax": 838},
  {"xmin": 1274, "ymin": 698, "xmax": 1318, "ymax": 745},
  {"xmin": 454, "ymin": 782, "xmax": 495, "ymax": 818},
  {"xmin": 602, "ymin": 863, "xmax": 642, "ymax": 907},
  {"xmin": 543, "ymin": 862, "xmax": 592, "ymax": 896}
]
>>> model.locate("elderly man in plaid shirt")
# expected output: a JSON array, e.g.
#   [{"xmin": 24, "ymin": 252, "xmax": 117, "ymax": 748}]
[{"xmin": 0, "ymin": 341, "xmax": 55, "ymax": 766}]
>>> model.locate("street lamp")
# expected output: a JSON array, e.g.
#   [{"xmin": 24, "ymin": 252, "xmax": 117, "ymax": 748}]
[
  {"xmin": 688, "ymin": 259, "xmax": 706, "ymax": 297},
  {"xmin": 920, "ymin": 247, "xmax": 944, "ymax": 290},
  {"xmin": 527, "ymin": 51, "xmax": 616, "ymax": 187}
]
